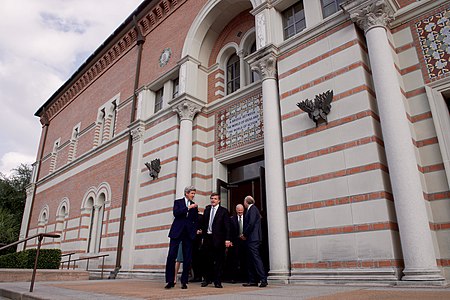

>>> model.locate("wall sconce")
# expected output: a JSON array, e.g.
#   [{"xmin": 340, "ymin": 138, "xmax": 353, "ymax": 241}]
[
  {"xmin": 145, "ymin": 158, "xmax": 161, "ymax": 180},
  {"xmin": 296, "ymin": 90, "xmax": 333, "ymax": 127}
]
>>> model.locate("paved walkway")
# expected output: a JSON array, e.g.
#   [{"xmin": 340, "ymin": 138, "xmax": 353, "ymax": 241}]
[{"xmin": 0, "ymin": 279, "xmax": 449, "ymax": 299}]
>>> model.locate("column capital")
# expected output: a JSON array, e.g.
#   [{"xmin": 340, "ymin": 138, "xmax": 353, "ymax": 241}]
[
  {"xmin": 237, "ymin": 49, "xmax": 248, "ymax": 58},
  {"xmin": 342, "ymin": 0, "xmax": 395, "ymax": 33},
  {"xmin": 173, "ymin": 100, "xmax": 202, "ymax": 121},
  {"xmin": 251, "ymin": 52, "xmax": 277, "ymax": 80}
]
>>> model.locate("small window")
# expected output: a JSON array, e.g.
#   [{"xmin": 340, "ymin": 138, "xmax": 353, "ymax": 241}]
[
  {"xmin": 111, "ymin": 101, "xmax": 117, "ymax": 138},
  {"xmin": 227, "ymin": 53, "xmax": 240, "ymax": 94},
  {"xmin": 283, "ymin": 2, "xmax": 306, "ymax": 39},
  {"xmin": 322, "ymin": 0, "xmax": 344, "ymax": 18},
  {"xmin": 172, "ymin": 78, "xmax": 179, "ymax": 98},
  {"xmin": 155, "ymin": 88, "xmax": 163, "ymax": 113}
]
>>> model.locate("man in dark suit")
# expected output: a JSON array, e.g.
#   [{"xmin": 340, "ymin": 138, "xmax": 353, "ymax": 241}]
[
  {"xmin": 229, "ymin": 204, "xmax": 247, "ymax": 283},
  {"xmin": 200, "ymin": 193, "xmax": 231, "ymax": 288},
  {"xmin": 164, "ymin": 186, "xmax": 198, "ymax": 290},
  {"xmin": 241, "ymin": 196, "xmax": 267, "ymax": 288}
]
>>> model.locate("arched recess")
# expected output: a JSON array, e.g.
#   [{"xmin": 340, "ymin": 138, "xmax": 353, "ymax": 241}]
[
  {"xmin": 182, "ymin": 0, "xmax": 255, "ymax": 66},
  {"xmin": 38, "ymin": 205, "xmax": 49, "ymax": 234},
  {"xmin": 81, "ymin": 182, "xmax": 111, "ymax": 253},
  {"xmin": 216, "ymin": 42, "xmax": 239, "ymax": 70},
  {"xmin": 55, "ymin": 198, "xmax": 70, "ymax": 244}
]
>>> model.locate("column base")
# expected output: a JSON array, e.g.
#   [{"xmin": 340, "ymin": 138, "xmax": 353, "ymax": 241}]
[
  {"xmin": 402, "ymin": 268, "xmax": 445, "ymax": 282},
  {"xmin": 268, "ymin": 269, "xmax": 291, "ymax": 284}
]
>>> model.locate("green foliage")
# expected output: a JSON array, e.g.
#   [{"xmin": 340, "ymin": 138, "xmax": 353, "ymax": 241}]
[
  {"xmin": 0, "ymin": 248, "xmax": 61, "ymax": 269},
  {"xmin": 0, "ymin": 164, "xmax": 32, "ymax": 249}
]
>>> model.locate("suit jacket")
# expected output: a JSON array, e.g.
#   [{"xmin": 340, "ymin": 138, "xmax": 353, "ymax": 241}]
[
  {"xmin": 243, "ymin": 205, "xmax": 262, "ymax": 243},
  {"xmin": 168, "ymin": 198, "xmax": 198, "ymax": 240},
  {"xmin": 230, "ymin": 215, "xmax": 241, "ymax": 243},
  {"xmin": 201, "ymin": 205, "xmax": 230, "ymax": 248}
]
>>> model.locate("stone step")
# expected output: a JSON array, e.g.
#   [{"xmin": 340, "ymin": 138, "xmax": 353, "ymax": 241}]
[{"xmin": 0, "ymin": 269, "xmax": 89, "ymax": 282}]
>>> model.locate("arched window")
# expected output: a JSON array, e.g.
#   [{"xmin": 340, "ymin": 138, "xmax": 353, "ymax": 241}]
[
  {"xmin": 110, "ymin": 101, "xmax": 117, "ymax": 138},
  {"xmin": 86, "ymin": 197, "xmax": 95, "ymax": 253},
  {"xmin": 56, "ymin": 199, "xmax": 69, "ymax": 243},
  {"xmin": 250, "ymin": 42, "xmax": 261, "ymax": 83},
  {"xmin": 227, "ymin": 53, "xmax": 240, "ymax": 94},
  {"xmin": 38, "ymin": 206, "xmax": 49, "ymax": 234},
  {"xmin": 86, "ymin": 194, "xmax": 105, "ymax": 253}
]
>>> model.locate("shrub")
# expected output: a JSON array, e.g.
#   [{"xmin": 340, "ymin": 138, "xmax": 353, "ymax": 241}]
[{"xmin": 0, "ymin": 249, "xmax": 61, "ymax": 269}]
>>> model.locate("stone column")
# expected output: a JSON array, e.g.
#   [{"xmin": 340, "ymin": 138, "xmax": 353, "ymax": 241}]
[
  {"xmin": 173, "ymin": 100, "xmax": 202, "ymax": 198},
  {"xmin": 238, "ymin": 50, "xmax": 247, "ymax": 88},
  {"xmin": 344, "ymin": 0, "xmax": 443, "ymax": 281},
  {"xmin": 90, "ymin": 205, "xmax": 100, "ymax": 253},
  {"xmin": 252, "ymin": 48, "xmax": 290, "ymax": 281}
]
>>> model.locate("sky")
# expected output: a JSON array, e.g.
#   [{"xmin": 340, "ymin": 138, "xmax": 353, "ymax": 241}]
[{"xmin": 0, "ymin": 0, "xmax": 145, "ymax": 176}]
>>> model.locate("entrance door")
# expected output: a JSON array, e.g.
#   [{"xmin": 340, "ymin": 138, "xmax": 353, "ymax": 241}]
[{"xmin": 219, "ymin": 156, "xmax": 270, "ymax": 276}]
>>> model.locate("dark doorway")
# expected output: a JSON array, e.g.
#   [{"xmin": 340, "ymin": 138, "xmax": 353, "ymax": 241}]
[{"xmin": 218, "ymin": 155, "xmax": 270, "ymax": 280}]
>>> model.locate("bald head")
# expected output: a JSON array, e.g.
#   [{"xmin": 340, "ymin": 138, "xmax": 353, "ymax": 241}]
[{"xmin": 235, "ymin": 204, "xmax": 244, "ymax": 216}]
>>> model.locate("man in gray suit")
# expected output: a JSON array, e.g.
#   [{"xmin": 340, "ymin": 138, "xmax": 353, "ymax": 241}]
[{"xmin": 241, "ymin": 195, "xmax": 267, "ymax": 288}]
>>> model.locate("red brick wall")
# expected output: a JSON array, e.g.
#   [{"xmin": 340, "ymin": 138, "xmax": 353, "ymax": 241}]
[
  {"xmin": 396, "ymin": 0, "xmax": 417, "ymax": 8},
  {"xmin": 138, "ymin": 0, "xmax": 208, "ymax": 85},
  {"xmin": 38, "ymin": 51, "xmax": 138, "ymax": 179},
  {"xmin": 208, "ymin": 10, "xmax": 254, "ymax": 66},
  {"xmin": 31, "ymin": 150, "xmax": 127, "ymax": 227}
]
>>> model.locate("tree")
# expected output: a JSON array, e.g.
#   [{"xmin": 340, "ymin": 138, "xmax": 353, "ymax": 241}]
[{"xmin": 0, "ymin": 164, "xmax": 32, "ymax": 252}]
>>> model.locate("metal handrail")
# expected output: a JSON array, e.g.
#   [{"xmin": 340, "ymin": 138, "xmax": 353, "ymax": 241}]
[
  {"xmin": 0, "ymin": 233, "xmax": 60, "ymax": 292},
  {"xmin": 60, "ymin": 252, "xmax": 76, "ymax": 270},
  {"xmin": 66, "ymin": 254, "xmax": 109, "ymax": 279}
]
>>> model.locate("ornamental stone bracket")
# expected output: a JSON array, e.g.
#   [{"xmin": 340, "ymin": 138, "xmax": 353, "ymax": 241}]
[
  {"xmin": 172, "ymin": 100, "xmax": 203, "ymax": 121},
  {"xmin": 247, "ymin": 44, "xmax": 279, "ymax": 80},
  {"xmin": 131, "ymin": 124, "xmax": 145, "ymax": 144},
  {"xmin": 341, "ymin": 0, "xmax": 398, "ymax": 32}
]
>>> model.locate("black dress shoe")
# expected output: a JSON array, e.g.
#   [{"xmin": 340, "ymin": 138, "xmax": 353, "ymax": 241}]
[
  {"xmin": 181, "ymin": 283, "xmax": 188, "ymax": 289},
  {"xmin": 201, "ymin": 281, "xmax": 209, "ymax": 287},
  {"xmin": 259, "ymin": 281, "xmax": 268, "ymax": 288},
  {"xmin": 164, "ymin": 282, "xmax": 175, "ymax": 289},
  {"xmin": 242, "ymin": 282, "xmax": 258, "ymax": 287},
  {"xmin": 214, "ymin": 283, "xmax": 223, "ymax": 288}
]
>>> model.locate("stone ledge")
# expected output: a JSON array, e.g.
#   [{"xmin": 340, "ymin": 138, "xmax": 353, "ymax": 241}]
[{"xmin": 0, "ymin": 269, "xmax": 89, "ymax": 282}]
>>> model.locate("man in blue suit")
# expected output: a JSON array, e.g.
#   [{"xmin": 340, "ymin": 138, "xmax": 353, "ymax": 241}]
[
  {"xmin": 241, "ymin": 195, "xmax": 268, "ymax": 288},
  {"xmin": 164, "ymin": 186, "xmax": 199, "ymax": 289}
]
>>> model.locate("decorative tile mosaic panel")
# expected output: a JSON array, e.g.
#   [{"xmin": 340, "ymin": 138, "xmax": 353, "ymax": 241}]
[
  {"xmin": 415, "ymin": 8, "xmax": 450, "ymax": 80},
  {"xmin": 216, "ymin": 91, "xmax": 263, "ymax": 154}
]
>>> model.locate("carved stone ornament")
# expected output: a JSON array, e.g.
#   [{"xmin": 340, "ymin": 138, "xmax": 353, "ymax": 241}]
[
  {"xmin": 256, "ymin": 13, "xmax": 267, "ymax": 49},
  {"xmin": 145, "ymin": 158, "xmax": 161, "ymax": 180},
  {"xmin": 252, "ymin": 55, "xmax": 277, "ymax": 80},
  {"xmin": 173, "ymin": 101, "xmax": 202, "ymax": 121},
  {"xmin": 347, "ymin": 0, "xmax": 394, "ymax": 32},
  {"xmin": 159, "ymin": 48, "xmax": 172, "ymax": 67},
  {"xmin": 131, "ymin": 126, "xmax": 144, "ymax": 143},
  {"xmin": 297, "ymin": 90, "xmax": 334, "ymax": 127}
]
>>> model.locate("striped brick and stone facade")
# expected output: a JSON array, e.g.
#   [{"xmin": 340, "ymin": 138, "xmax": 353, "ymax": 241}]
[{"xmin": 19, "ymin": 0, "xmax": 450, "ymax": 285}]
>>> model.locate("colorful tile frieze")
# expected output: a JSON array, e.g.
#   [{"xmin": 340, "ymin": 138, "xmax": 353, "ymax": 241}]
[
  {"xmin": 216, "ymin": 92, "xmax": 263, "ymax": 154},
  {"xmin": 415, "ymin": 8, "xmax": 450, "ymax": 80}
]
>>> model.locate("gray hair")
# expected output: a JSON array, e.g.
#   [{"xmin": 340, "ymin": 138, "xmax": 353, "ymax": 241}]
[
  {"xmin": 244, "ymin": 195, "xmax": 255, "ymax": 205},
  {"xmin": 184, "ymin": 186, "xmax": 196, "ymax": 195},
  {"xmin": 236, "ymin": 204, "xmax": 244, "ymax": 210}
]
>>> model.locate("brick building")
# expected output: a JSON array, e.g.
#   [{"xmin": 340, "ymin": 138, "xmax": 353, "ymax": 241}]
[{"xmin": 20, "ymin": 0, "xmax": 450, "ymax": 284}]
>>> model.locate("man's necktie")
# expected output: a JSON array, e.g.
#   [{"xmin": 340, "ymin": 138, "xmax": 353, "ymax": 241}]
[
  {"xmin": 238, "ymin": 216, "xmax": 243, "ymax": 235},
  {"xmin": 208, "ymin": 206, "xmax": 216, "ymax": 233}
]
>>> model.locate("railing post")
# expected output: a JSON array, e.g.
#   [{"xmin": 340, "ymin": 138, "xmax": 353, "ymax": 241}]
[
  {"xmin": 86, "ymin": 258, "xmax": 90, "ymax": 271},
  {"xmin": 101, "ymin": 256, "xmax": 105, "ymax": 279},
  {"xmin": 30, "ymin": 234, "xmax": 44, "ymax": 292},
  {"xmin": 67, "ymin": 253, "xmax": 72, "ymax": 270}
]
